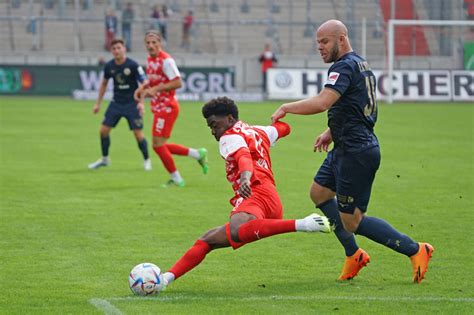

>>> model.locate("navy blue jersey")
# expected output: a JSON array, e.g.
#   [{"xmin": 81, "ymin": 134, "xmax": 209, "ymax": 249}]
[
  {"xmin": 103, "ymin": 57, "xmax": 146, "ymax": 104},
  {"xmin": 324, "ymin": 52, "xmax": 378, "ymax": 153}
]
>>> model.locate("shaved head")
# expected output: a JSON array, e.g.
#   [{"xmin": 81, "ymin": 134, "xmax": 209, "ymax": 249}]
[
  {"xmin": 317, "ymin": 19, "xmax": 348, "ymax": 37},
  {"xmin": 316, "ymin": 19, "xmax": 352, "ymax": 63}
]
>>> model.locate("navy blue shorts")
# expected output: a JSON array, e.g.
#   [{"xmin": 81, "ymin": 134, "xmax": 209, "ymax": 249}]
[
  {"xmin": 314, "ymin": 146, "xmax": 381, "ymax": 214},
  {"xmin": 102, "ymin": 101, "xmax": 143, "ymax": 130}
]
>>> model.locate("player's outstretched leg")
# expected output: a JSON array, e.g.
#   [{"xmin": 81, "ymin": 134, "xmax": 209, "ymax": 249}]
[
  {"xmin": 162, "ymin": 226, "xmax": 229, "ymax": 288},
  {"xmin": 167, "ymin": 144, "xmax": 209, "ymax": 174},
  {"xmin": 410, "ymin": 242, "xmax": 434, "ymax": 284},
  {"xmin": 233, "ymin": 214, "xmax": 332, "ymax": 246}
]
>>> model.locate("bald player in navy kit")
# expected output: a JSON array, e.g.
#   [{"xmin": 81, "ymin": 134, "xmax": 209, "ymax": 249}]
[{"xmin": 271, "ymin": 19, "xmax": 434, "ymax": 284}]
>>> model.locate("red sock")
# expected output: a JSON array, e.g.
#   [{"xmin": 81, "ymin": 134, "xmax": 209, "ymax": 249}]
[
  {"xmin": 237, "ymin": 219, "xmax": 296, "ymax": 244},
  {"xmin": 168, "ymin": 240, "xmax": 211, "ymax": 280},
  {"xmin": 167, "ymin": 143, "xmax": 190, "ymax": 156},
  {"xmin": 153, "ymin": 145, "xmax": 176, "ymax": 173}
]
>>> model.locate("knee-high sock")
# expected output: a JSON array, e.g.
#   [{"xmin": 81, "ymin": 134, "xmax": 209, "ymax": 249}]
[
  {"xmin": 153, "ymin": 145, "xmax": 176, "ymax": 173},
  {"xmin": 355, "ymin": 216, "xmax": 419, "ymax": 256},
  {"xmin": 167, "ymin": 143, "xmax": 189, "ymax": 156},
  {"xmin": 168, "ymin": 240, "xmax": 211, "ymax": 280},
  {"xmin": 237, "ymin": 219, "xmax": 296, "ymax": 244},
  {"xmin": 137, "ymin": 138, "xmax": 149, "ymax": 160},
  {"xmin": 101, "ymin": 136, "xmax": 110, "ymax": 157},
  {"xmin": 318, "ymin": 199, "xmax": 358, "ymax": 256}
]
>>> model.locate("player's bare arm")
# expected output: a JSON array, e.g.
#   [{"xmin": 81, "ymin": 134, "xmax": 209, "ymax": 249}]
[
  {"xmin": 134, "ymin": 80, "xmax": 149, "ymax": 102},
  {"xmin": 314, "ymin": 128, "xmax": 332, "ymax": 152},
  {"xmin": 271, "ymin": 88, "xmax": 340, "ymax": 123},
  {"xmin": 93, "ymin": 78, "xmax": 109, "ymax": 114},
  {"xmin": 147, "ymin": 78, "xmax": 182, "ymax": 97}
]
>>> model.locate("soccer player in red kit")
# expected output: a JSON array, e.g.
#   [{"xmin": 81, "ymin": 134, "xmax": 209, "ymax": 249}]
[
  {"xmin": 135, "ymin": 30, "xmax": 208, "ymax": 187},
  {"xmin": 160, "ymin": 97, "xmax": 332, "ymax": 288}
]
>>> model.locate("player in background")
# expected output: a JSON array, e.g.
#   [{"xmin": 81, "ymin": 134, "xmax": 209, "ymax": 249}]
[
  {"xmin": 135, "ymin": 30, "xmax": 208, "ymax": 188},
  {"xmin": 271, "ymin": 20, "xmax": 434, "ymax": 283},
  {"xmin": 160, "ymin": 97, "xmax": 332, "ymax": 287},
  {"xmin": 88, "ymin": 38, "xmax": 151, "ymax": 171}
]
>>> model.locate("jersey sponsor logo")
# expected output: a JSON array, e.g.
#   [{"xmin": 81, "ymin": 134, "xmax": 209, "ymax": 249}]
[{"xmin": 326, "ymin": 72, "xmax": 340, "ymax": 85}]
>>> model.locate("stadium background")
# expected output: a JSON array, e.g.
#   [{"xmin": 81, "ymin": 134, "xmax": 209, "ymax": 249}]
[{"xmin": 0, "ymin": 0, "xmax": 473, "ymax": 100}]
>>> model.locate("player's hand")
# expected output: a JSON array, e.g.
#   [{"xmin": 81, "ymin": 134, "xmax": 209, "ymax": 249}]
[
  {"xmin": 134, "ymin": 89, "xmax": 142, "ymax": 102},
  {"xmin": 92, "ymin": 103, "xmax": 100, "ymax": 114},
  {"xmin": 271, "ymin": 105, "xmax": 287, "ymax": 124},
  {"xmin": 238, "ymin": 180, "xmax": 252, "ymax": 199},
  {"xmin": 137, "ymin": 102, "xmax": 145, "ymax": 117},
  {"xmin": 238, "ymin": 171, "xmax": 252, "ymax": 199},
  {"xmin": 314, "ymin": 129, "xmax": 332, "ymax": 152}
]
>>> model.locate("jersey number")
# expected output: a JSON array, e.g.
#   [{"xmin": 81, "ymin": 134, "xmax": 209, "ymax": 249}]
[{"xmin": 364, "ymin": 76, "xmax": 377, "ymax": 117}]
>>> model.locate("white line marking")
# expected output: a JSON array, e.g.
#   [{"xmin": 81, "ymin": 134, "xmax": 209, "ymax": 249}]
[
  {"xmin": 89, "ymin": 298, "xmax": 123, "ymax": 315},
  {"xmin": 107, "ymin": 295, "xmax": 474, "ymax": 303}
]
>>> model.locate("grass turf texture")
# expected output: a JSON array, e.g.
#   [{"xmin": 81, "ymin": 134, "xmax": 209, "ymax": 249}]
[{"xmin": 1, "ymin": 96, "xmax": 473, "ymax": 314}]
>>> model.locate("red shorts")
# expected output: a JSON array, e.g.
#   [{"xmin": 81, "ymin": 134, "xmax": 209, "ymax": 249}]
[
  {"xmin": 226, "ymin": 182, "xmax": 283, "ymax": 250},
  {"xmin": 229, "ymin": 182, "xmax": 283, "ymax": 220},
  {"xmin": 152, "ymin": 108, "xmax": 179, "ymax": 138}
]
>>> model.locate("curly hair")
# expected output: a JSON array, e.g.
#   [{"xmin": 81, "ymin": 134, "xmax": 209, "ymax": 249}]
[{"xmin": 202, "ymin": 97, "xmax": 239, "ymax": 120}]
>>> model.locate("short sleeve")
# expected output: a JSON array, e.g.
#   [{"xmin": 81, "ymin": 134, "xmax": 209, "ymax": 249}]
[
  {"xmin": 103, "ymin": 62, "xmax": 112, "ymax": 80},
  {"xmin": 219, "ymin": 134, "xmax": 247, "ymax": 159},
  {"xmin": 136, "ymin": 65, "xmax": 147, "ymax": 83},
  {"xmin": 162, "ymin": 58, "xmax": 181, "ymax": 81},
  {"xmin": 324, "ymin": 61, "xmax": 353, "ymax": 96},
  {"xmin": 254, "ymin": 126, "xmax": 278, "ymax": 145}
]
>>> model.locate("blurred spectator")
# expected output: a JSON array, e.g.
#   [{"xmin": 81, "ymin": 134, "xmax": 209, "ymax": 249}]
[
  {"xmin": 97, "ymin": 56, "xmax": 106, "ymax": 66},
  {"xmin": 150, "ymin": 5, "xmax": 161, "ymax": 30},
  {"xmin": 465, "ymin": 0, "xmax": 474, "ymax": 20},
  {"xmin": 181, "ymin": 10, "xmax": 193, "ymax": 50},
  {"xmin": 122, "ymin": 2, "xmax": 134, "ymax": 51},
  {"xmin": 104, "ymin": 9, "xmax": 118, "ymax": 51},
  {"xmin": 259, "ymin": 43, "xmax": 278, "ymax": 93},
  {"xmin": 160, "ymin": 5, "xmax": 172, "ymax": 41}
]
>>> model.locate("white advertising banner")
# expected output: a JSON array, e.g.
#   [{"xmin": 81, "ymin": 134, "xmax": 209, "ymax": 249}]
[{"xmin": 267, "ymin": 69, "xmax": 473, "ymax": 102}]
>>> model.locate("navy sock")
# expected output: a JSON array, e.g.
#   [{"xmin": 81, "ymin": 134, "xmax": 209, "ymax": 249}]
[
  {"xmin": 355, "ymin": 216, "xmax": 419, "ymax": 256},
  {"xmin": 101, "ymin": 136, "xmax": 110, "ymax": 157},
  {"xmin": 318, "ymin": 198, "xmax": 359, "ymax": 256},
  {"xmin": 138, "ymin": 138, "xmax": 149, "ymax": 160}
]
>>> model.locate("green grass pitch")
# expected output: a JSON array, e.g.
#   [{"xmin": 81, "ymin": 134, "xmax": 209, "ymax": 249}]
[{"xmin": 1, "ymin": 96, "xmax": 473, "ymax": 314}]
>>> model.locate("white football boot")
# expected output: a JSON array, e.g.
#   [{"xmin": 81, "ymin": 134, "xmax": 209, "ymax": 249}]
[
  {"xmin": 88, "ymin": 157, "xmax": 110, "ymax": 169},
  {"xmin": 296, "ymin": 213, "xmax": 332, "ymax": 233},
  {"xmin": 144, "ymin": 158, "xmax": 152, "ymax": 171}
]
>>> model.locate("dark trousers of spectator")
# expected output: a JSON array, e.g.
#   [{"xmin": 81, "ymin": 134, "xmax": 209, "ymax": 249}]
[
  {"xmin": 262, "ymin": 71, "xmax": 268, "ymax": 93},
  {"xmin": 122, "ymin": 25, "xmax": 132, "ymax": 51},
  {"xmin": 105, "ymin": 30, "xmax": 115, "ymax": 51}
]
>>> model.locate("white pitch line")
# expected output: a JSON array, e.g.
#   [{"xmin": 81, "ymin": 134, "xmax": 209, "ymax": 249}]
[
  {"xmin": 89, "ymin": 298, "xmax": 123, "ymax": 315},
  {"xmin": 107, "ymin": 295, "xmax": 474, "ymax": 303}
]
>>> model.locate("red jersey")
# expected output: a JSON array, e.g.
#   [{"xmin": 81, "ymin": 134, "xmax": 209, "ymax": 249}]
[
  {"xmin": 219, "ymin": 121, "xmax": 282, "ymax": 206},
  {"xmin": 146, "ymin": 50, "xmax": 181, "ymax": 113}
]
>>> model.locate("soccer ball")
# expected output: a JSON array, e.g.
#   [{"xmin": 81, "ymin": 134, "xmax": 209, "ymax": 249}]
[{"xmin": 128, "ymin": 263, "xmax": 164, "ymax": 296}]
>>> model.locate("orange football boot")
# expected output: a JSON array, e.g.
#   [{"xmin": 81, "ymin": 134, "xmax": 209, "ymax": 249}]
[
  {"xmin": 338, "ymin": 248, "xmax": 370, "ymax": 280},
  {"xmin": 410, "ymin": 242, "xmax": 434, "ymax": 284}
]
